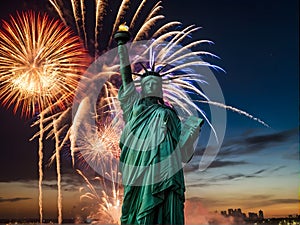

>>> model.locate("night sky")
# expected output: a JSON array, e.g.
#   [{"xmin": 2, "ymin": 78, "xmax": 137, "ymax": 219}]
[{"xmin": 0, "ymin": 0, "xmax": 299, "ymax": 221}]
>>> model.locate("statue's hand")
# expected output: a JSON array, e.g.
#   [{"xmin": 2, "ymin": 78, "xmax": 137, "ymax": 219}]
[{"xmin": 179, "ymin": 116, "xmax": 204, "ymax": 163}]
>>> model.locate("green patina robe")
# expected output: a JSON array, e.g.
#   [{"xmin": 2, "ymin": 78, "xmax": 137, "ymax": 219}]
[{"xmin": 118, "ymin": 83, "xmax": 185, "ymax": 225}]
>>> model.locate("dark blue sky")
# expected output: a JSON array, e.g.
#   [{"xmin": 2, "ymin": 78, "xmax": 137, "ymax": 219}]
[
  {"xmin": 0, "ymin": 0, "xmax": 298, "ymax": 219},
  {"xmin": 164, "ymin": 0, "xmax": 299, "ymax": 134}
]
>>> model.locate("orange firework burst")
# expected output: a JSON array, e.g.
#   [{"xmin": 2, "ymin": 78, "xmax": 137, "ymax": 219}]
[{"xmin": 0, "ymin": 11, "xmax": 90, "ymax": 117}]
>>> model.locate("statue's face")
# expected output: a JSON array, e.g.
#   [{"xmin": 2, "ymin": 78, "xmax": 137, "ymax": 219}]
[{"xmin": 141, "ymin": 76, "xmax": 162, "ymax": 97}]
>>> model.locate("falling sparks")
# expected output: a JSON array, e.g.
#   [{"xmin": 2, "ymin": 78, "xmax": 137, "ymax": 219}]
[{"xmin": 78, "ymin": 168, "xmax": 122, "ymax": 225}]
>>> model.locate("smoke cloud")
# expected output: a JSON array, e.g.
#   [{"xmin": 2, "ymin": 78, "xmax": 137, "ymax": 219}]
[{"xmin": 185, "ymin": 199, "xmax": 235, "ymax": 225}]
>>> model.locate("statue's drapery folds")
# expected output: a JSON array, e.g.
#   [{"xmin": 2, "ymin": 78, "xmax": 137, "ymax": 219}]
[{"xmin": 118, "ymin": 83, "xmax": 185, "ymax": 224}]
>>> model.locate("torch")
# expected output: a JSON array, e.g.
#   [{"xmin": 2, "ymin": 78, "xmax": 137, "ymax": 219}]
[
  {"xmin": 114, "ymin": 23, "xmax": 133, "ymax": 85},
  {"xmin": 114, "ymin": 23, "xmax": 131, "ymax": 45}
]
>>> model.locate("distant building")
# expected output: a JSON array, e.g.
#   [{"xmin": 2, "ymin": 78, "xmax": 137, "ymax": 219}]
[
  {"xmin": 221, "ymin": 211, "xmax": 227, "ymax": 217},
  {"xmin": 220, "ymin": 208, "xmax": 265, "ymax": 222},
  {"xmin": 259, "ymin": 210, "xmax": 264, "ymax": 220},
  {"xmin": 248, "ymin": 212, "xmax": 258, "ymax": 221}
]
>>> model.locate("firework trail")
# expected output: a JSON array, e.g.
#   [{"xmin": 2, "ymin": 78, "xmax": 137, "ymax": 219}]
[
  {"xmin": 0, "ymin": 11, "xmax": 89, "ymax": 223},
  {"xmin": 196, "ymin": 100, "xmax": 269, "ymax": 127},
  {"xmin": 94, "ymin": 0, "xmax": 108, "ymax": 53},
  {"xmin": 38, "ymin": 113, "xmax": 44, "ymax": 223},
  {"xmin": 34, "ymin": 108, "xmax": 73, "ymax": 224},
  {"xmin": 70, "ymin": 96, "xmax": 93, "ymax": 166},
  {"xmin": 53, "ymin": 118, "xmax": 63, "ymax": 224}
]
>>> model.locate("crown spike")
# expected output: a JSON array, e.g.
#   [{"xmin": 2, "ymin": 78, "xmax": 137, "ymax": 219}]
[{"xmin": 151, "ymin": 61, "xmax": 156, "ymax": 72}]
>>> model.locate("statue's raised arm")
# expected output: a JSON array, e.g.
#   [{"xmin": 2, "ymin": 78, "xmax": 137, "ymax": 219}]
[
  {"xmin": 113, "ymin": 25, "xmax": 133, "ymax": 89},
  {"xmin": 113, "ymin": 25, "xmax": 139, "ymax": 123}
]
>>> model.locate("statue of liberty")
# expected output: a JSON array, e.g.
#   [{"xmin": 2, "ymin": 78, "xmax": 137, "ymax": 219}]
[{"xmin": 114, "ymin": 26, "xmax": 203, "ymax": 225}]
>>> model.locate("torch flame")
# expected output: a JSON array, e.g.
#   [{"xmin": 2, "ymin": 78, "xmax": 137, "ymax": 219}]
[{"xmin": 118, "ymin": 23, "xmax": 129, "ymax": 32}]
